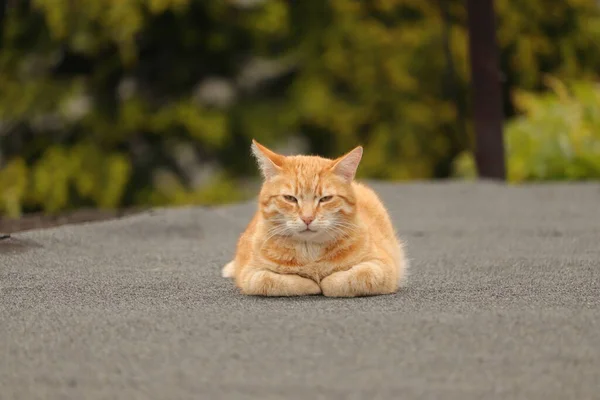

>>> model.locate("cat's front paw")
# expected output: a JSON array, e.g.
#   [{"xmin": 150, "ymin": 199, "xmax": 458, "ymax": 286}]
[
  {"xmin": 297, "ymin": 278, "xmax": 322, "ymax": 296},
  {"xmin": 240, "ymin": 270, "xmax": 322, "ymax": 296},
  {"xmin": 320, "ymin": 270, "xmax": 356, "ymax": 297},
  {"xmin": 321, "ymin": 262, "xmax": 395, "ymax": 297}
]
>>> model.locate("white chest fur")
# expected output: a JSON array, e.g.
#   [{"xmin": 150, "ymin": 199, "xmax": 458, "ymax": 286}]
[{"xmin": 295, "ymin": 241, "xmax": 323, "ymax": 264}]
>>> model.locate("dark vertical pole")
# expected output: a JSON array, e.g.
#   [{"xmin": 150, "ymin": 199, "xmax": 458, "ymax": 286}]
[
  {"xmin": 466, "ymin": 0, "xmax": 506, "ymax": 180},
  {"xmin": 0, "ymin": 0, "xmax": 6, "ymax": 48}
]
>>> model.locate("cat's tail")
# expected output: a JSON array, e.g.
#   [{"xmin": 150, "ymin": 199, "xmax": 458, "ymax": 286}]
[{"xmin": 221, "ymin": 261, "xmax": 236, "ymax": 278}]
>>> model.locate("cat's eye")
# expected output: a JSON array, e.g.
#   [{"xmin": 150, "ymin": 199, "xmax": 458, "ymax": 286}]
[
  {"xmin": 283, "ymin": 195, "xmax": 298, "ymax": 203},
  {"xmin": 319, "ymin": 195, "xmax": 333, "ymax": 203}
]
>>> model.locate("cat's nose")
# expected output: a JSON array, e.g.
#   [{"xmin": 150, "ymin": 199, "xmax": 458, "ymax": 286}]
[{"xmin": 301, "ymin": 216, "xmax": 315, "ymax": 226}]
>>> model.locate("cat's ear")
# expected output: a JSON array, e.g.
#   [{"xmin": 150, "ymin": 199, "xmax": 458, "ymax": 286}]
[
  {"xmin": 330, "ymin": 146, "xmax": 363, "ymax": 182},
  {"xmin": 251, "ymin": 139, "xmax": 284, "ymax": 180}
]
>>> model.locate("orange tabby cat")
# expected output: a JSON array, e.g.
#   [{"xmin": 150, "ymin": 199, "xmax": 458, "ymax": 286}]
[{"xmin": 222, "ymin": 140, "xmax": 408, "ymax": 297}]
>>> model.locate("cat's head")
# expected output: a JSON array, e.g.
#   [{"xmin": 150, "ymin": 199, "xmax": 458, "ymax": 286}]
[{"xmin": 251, "ymin": 139, "xmax": 362, "ymax": 243}]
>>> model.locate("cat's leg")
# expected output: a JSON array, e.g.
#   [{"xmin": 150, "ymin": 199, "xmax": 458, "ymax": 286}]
[
  {"xmin": 238, "ymin": 268, "xmax": 321, "ymax": 296},
  {"xmin": 320, "ymin": 260, "xmax": 397, "ymax": 297},
  {"xmin": 221, "ymin": 261, "xmax": 236, "ymax": 278}
]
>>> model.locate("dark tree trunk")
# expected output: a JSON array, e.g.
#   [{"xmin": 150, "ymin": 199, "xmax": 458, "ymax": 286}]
[
  {"xmin": 0, "ymin": 0, "xmax": 6, "ymax": 48},
  {"xmin": 466, "ymin": 0, "xmax": 506, "ymax": 180}
]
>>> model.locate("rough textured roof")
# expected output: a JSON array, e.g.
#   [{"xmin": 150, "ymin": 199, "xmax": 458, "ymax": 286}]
[{"xmin": 2, "ymin": 182, "xmax": 599, "ymax": 399}]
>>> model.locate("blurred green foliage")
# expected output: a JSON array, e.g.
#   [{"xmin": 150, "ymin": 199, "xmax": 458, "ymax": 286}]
[
  {"xmin": 453, "ymin": 77, "xmax": 600, "ymax": 181},
  {"xmin": 1, "ymin": 0, "xmax": 600, "ymax": 217}
]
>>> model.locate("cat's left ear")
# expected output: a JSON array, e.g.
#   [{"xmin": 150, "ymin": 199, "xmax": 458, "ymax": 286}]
[
  {"xmin": 251, "ymin": 139, "xmax": 285, "ymax": 180},
  {"xmin": 330, "ymin": 146, "xmax": 363, "ymax": 182}
]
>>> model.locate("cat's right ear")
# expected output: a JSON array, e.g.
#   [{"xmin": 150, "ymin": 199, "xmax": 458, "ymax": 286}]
[
  {"xmin": 330, "ymin": 145, "xmax": 363, "ymax": 182},
  {"xmin": 251, "ymin": 139, "xmax": 284, "ymax": 180}
]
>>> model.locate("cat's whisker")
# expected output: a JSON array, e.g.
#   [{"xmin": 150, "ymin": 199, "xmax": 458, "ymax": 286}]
[
  {"xmin": 328, "ymin": 222, "xmax": 358, "ymax": 236},
  {"xmin": 325, "ymin": 225, "xmax": 353, "ymax": 240},
  {"xmin": 261, "ymin": 224, "xmax": 292, "ymax": 247},
  {"xmin": 265, "ymin": 226, "xmax": 288, "ymax": 239},
  {"xmin": 332, "ymin": 220, "xmax": 359, "ymax": 230},
  {"xmin": 330, "ymin": 226, "xmax": 357, "ymax": 235}
]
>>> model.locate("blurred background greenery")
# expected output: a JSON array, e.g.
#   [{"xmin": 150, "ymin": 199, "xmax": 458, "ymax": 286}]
[{"xmin": 1, "ymin": 0, "xmax": 599, "ymax": 217}]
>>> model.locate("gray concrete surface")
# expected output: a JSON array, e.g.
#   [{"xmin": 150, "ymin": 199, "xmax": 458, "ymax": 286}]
[{"xmin": 1, "ymin": 182, "xmax": 600, "ymax": 400}]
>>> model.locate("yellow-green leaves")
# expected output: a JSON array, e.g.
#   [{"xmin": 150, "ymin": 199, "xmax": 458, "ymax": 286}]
[
  {"xmin": 32, "ymin": 0, "xmax": 192, "ymax": 63},
  {"xmin": 453, "ymin": 78, "xmax": 600, "ymax": 182},
  {"xmin": 152, "ymin": 101, "xmax": 228, "ymax": 148},
  {"xmin": 2, "ymin": 0, "xmax": 600, "ymax": 217},
  {"xmin": 0, "ymin": 158, "xmax": 29, "ymax": 218},
  {"xmin": 0, "ymin": 145, "xmax": 132, "ymax": 215}
]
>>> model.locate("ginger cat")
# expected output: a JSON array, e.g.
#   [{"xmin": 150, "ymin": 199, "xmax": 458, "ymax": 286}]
[{"xmin": 221, "ymin": 140, "xmax": 408, "ymax": 297}]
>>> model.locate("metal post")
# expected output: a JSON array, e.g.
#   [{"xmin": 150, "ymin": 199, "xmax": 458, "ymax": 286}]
[{"xmin": 466, "ymin": 0, "xmax": 506, "ymax": 180}]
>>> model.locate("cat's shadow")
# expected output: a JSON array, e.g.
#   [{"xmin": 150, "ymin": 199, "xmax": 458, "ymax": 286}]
[{"xmin": 245, "ymin": 291, "xmax": 404, "ymax": 302}]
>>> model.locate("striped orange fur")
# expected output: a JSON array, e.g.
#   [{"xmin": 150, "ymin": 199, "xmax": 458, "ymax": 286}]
[{"xmin": 221, "ymin": 140, "xmax": 408, "ymax": 297}]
